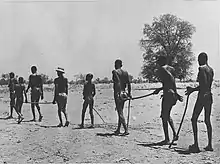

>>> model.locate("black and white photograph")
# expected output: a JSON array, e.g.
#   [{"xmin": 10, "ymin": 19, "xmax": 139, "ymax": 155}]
[{"xmin": 0, "ymin": 0, "xmax": 219, "ymax": 163}]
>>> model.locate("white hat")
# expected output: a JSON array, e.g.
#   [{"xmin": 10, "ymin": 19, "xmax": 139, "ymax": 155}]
[{"xmin": 56, "ymin": 67, "xmax": 65, "ymax": 73}]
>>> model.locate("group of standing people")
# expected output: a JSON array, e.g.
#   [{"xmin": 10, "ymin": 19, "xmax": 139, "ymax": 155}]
[
  {"xmin": 110, "ymin": 52, "xmax": 214, "ymax": 152},
  {"xmin": 7, "ymin": 66, "xmax": 69, "ymax": 126},
  {"xmin": 5, "ymin": 52, "xmax": 214, "ymax": 152}
]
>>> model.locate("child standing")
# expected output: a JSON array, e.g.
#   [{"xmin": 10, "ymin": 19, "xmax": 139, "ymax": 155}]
[
  {"xmin": 7, "ymin": 72, "xmax": 17, "ymax": 119},
  {"xmin": 80, "ymin": 73, "xmax": 96, "ymax": 128},
  {"xmin": 15, "ymin": 77, "xmax": 27, "ymax": 124}
]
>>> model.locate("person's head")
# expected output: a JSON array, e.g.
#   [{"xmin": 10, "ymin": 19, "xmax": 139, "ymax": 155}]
[
  {"xmin": 156, "ymin": 56, "xmax": 167, "ymax": 66},
  {"xmin": 9, "ymin": 72, "xmax": 15, "ymax": 79},
  {"xmin": 198, "ymin": 52, "xmax": 208, "ymax": 66},
  {"xmin": 31, "ymin": 66, "xmax": 37, "ymax": 74},
  {"xmin": 86, "ymin": 73, "xmax": 93, "ymax": 82},
  {"xmin": 56, "ymin": 67, "xmax": 65, "ymax": 77},
  {"xmin": 114, "ymin": 59, "xmax": 122, "ymax": 69},
  {"xmin": 18, "ymin": 77, "xmax": 24, "ymax": 84}
]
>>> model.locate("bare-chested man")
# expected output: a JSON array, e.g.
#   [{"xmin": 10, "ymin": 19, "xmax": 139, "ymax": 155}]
[
  {"xmin": 7, "ymin": 72, "xmax": 18, "ymax": 119},
  {"xmin": 153, "ymin": 56, "xmax": 183, "ymax": 145},
  {"xmin": 185, "ymin": 52, "xmax": 214, "ymax": 153},
  {"xmin": 112, "ymin": 59, "xmax": 131, "ymax": 136},
  {"xmin": 26, "ymin": 66, "xmax": 43, "ymax": 122},
  {"xmin": 52, "ymin": 67, "xmax": 69, "ymax": 127},
  {"xmin": 15, "ymin": 77, "xmax": 28, "ymax": 124},
  {"xmin": 80, "ymin": 73, "xmax": 96, "ymax": 128}
]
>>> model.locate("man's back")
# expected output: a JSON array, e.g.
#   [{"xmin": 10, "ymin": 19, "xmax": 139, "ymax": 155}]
[
  {"xmin": 197, "ymin": 65, "xmax": 214, "ymax": 94},
  {"xmin": 54, "ymin": 77, "xmax": 68, "ymax": 94},
  {"xmin": 157, "ymin": 65, "xmax": 176, "ymax": 92},
  {"xmin": 112, "ymin": 68, "xmax": 129, "ymax": 92}
]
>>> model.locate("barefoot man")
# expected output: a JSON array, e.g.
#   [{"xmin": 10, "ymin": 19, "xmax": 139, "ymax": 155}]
[
  {"xmin": 52, "ymin": 67, "xmax": 69, "ymax": 127},
  {"xmin": 7, "ymin": 72, "xmax": 17, "ymax": 119},
  {"xmin": 153, "ymin": 56, "xmax": 183, "ymax": 145},
  {"xmin": 112, "ymin": 59, "xmax": 131, "ymax": 136},
  {"xmin": 185, "ymin": 52, "xmax": 214, "ymax": 153},
  {"xmin": 80, "ymin": 73, "xmax": 96, "ymax": 128},
  {"xmin": 15, "ymin": 77, "xmax": 28, "ymax": 124},
  {"xmin": 26, "ymin": 66, "xmax": 43, "ymax": 122}
]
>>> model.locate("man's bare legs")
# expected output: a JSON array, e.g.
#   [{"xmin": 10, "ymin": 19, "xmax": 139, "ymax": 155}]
[
  {"xmin": 81, "ymin": 101, "xmax": 88, "ymax": 128},
  {"xmin": 204, "ymin": 101, "xmax": 213, "ymax": 151},
  {"xmin": 31, "ymin": 95, "xmax": 42, "ymax": 122},
  {"xmin": 161, "ymin": 99, "xmax": 177, "ymax": 143},
  {"xmin": 89, "ymin": 101, "xmax": 94, "ymax": 128},
  {"xmin": 115, "ymin": 100, "xmax": 128, "ymax": 135},
  {"xmin": 189, "ymin": 99, "xmax": 203, "ymax": 152}
]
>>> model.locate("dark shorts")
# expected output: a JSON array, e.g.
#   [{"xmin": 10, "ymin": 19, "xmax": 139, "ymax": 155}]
[{"xmin": 56, "ymin": 93, "xmax": 67, "ymax": 112}]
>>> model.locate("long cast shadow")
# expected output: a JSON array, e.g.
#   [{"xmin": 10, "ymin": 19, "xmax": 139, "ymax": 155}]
[
  {"xmin": 134, "ymin": 87, "xmax": 185, "ymax": 91},
  {"xmin": 174, "ymin": 148, "xmax": 192, "ymax": 155},
  {"xmin": 35, "ymin": 124, "xmax": 60, "ymax": 128},
  {"xmin": 174, "ymin": 147, "xmax": 203, "ymax": 155},
  {"xmin": 96, "ymin": 132, "xmax": 129, "ymax": 137},
  {"xmin": 137, "ymin": 140, "xmax": 177, "ymax": 150},
  {"xmin": 0, "ymin": 117, "xmax": 9, "ymax": 120},
  {"xmin": 0, "ymin": 117, "xmax": 16, "ymax": 120},
  {"xmin": 96, "ymin": 132, "xmax": 118, "ymax": 137},
  {"xmin": 137, "ymin": 140, "xmax": 201, "ymax": 155},
  {"xmin": 22, "ymin": 120, "xmax": 36, "ymax": 123}
]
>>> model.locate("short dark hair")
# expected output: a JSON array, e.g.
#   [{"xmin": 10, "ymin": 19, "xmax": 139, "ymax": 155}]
[
  {"xmin": 9, "ymin": 72, "xmax": 15, "ymax": 78},
  {"xmin": 86, "ymin": 73, "xmax": 93, "ymax": 80},
  {"xmin": 115, "ymin": 59, "xmax": 122, "ymax": 67},
  {"xmin": 31, "ymin": 66, "xmax": 37, "ymax": 71},
  {"xmin": 198, "ymin": 52, "xmax": 208, "ymax": 62},
  {"xmin": 18, "ymin": 77, "xmax": 24, "ymax": 83}
]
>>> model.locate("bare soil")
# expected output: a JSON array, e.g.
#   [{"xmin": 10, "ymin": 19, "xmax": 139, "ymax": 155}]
[{"xmin": 0, "ymin": 82, "xmax": 219, "ymax": 164}]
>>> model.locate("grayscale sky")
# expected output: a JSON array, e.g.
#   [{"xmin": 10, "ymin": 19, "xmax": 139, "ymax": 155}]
[{"xmin": 0, "ymin": 0, "xmax": 220, "ymax": 80}]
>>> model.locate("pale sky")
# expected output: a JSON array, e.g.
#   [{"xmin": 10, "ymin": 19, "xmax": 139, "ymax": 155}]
[{"xmin": 0, "ymin": 0, "xmax": 220, "ymax": 80}]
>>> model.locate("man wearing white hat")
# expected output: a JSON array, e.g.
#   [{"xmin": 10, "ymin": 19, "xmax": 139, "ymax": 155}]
[{"xmin": 52, "ymin": 67, "xmax": 69, "ymax": 127}]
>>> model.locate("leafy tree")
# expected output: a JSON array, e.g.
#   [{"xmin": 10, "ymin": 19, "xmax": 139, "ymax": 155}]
[{"xmin": 140, "ymin": 14, "xmax": 196, "ymax": 81}]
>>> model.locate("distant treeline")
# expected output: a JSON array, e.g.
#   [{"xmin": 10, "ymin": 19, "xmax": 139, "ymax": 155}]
[{"xmin": 0, "ymin": 73, "xmax": 199, "ymax": 86}]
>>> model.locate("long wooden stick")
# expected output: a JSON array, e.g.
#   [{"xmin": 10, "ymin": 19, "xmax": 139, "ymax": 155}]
[
  {"xmin": 24, "ymin": 101, "xmax": 53, "ymax": 104},
  {"xmin": 131, "ymin": 93, "xmax": 154, "ymax": 100},
  {"xmin": 93, "ymin": 107, "xmax": 106, "ymax": 124},
  {"xmin": 127, "ymin": 99, "xmax": 131, "ymax": 129},
  {"xmin": 169, "ymin": 95, "xmax": 190, "ymax": 148}
]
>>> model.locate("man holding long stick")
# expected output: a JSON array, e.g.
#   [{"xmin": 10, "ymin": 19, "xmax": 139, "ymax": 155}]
[
  {"xmin": 185, "ymin": 52, "xmax": 214, "ymax": 153},
  {"xmin": 112, "ymin": 59, "xmax": 131, "ymax": 136},
  {"xmin": 153, "ymin": 56, "xmax": 183, "ymax": 145}
]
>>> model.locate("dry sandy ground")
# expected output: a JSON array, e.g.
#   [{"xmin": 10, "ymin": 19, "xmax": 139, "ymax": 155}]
[{"xmin": 0, "ymin": 82, "xmax": 219, "ymax": 164}]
